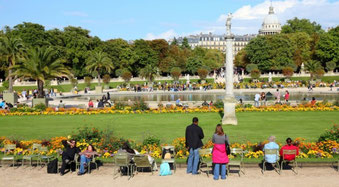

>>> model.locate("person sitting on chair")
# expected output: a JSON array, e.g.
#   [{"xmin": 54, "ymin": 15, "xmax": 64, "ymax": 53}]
[
  {"xmin": 78, "ymin": 144, "xmax": 100, "ymax": 175},
  {"xmin": 60, "ymin": 139, "xmax": 80, "ymax": 176},
  {"xmin": 263, "ymin": 136, "xmax": 279, "ymax": 169},
  {"xmin": 279, "ymin": 138, "xmax": 299, "ymax": 166}
]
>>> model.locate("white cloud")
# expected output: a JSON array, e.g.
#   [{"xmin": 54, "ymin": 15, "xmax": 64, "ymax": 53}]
[
  {"xmin": 63, "ymin": 11, "xmax": 88, "ymax": 17},
  {"xmin": 216, "ymin": 0, "xmax": 339, "ymax": 35},
  {"xmin": 145, "ymin": 29, "xmax": 178, "ymax": 40}
]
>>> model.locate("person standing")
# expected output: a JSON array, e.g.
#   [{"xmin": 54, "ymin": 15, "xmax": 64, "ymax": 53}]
[
  {"xmin": 254, "ymin": 93, "xmax": 260, "ymax": 107},
  {"xmin": 275, "ymin": 89, "xmax": 281, "ymax": 104},
  {"xmin": 185, "ymin": 117, "xmax": 204, "ymax": 174},
  {"xmin": 212, "ymin": 124, "xmax": 229, "ymax": 180},
  {"xmin": 284, "ymin": 90, "xmax": 290, "ymax": 103}
]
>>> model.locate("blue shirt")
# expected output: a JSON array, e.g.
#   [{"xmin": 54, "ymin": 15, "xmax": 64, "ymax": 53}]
[
  {"xmin": 0, "ymin": 101, "xmax": 5, "ymax": 109},
  {"xmin": 263, "ymin": 142, "xmax": 279, "ymax": 163}
]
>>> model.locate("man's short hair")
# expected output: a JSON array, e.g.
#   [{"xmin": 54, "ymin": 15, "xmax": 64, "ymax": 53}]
[
  {"xmin": 268, "ymin": 136, "xmax": 276, "ymax": 142},
  {"xmin": 286, "ymin": 137, "xmax": 292, "ymax": 143},
  {"xmin": 192, "ymin": 117, "xmax": 198, "ymax": 123}
]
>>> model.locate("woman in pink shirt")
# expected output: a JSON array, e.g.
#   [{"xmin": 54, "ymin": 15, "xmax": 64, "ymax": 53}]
[
  {"xmin": 212, "ymin": 124, "xmax": 229, "ymax": 180},
  {"xmin": 284, "ymin": 90, "xmax": 290, "ymax": 103},
  {"xmin": 78, "ymin": 145, "xmax": 100, "ymax": 175}
]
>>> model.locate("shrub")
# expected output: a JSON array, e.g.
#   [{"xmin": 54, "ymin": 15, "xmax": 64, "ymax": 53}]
[
  {"xmin": 214, "ymin": 100, "xmax": 224, "ymax": 109},
  {"xmin": 246, "ymin": 64, "xmax": 258, "ymax": 73},
  {"xmin": 250, "ymin": 69, "xmax": 261, "ymax": 79},
  {"xmin": 70, "ymin": 78, "xmax": 78, "ymax": 87},
  {"xmin": 71, "ymin": 126, "xmax": 103, "ymax": 142},
  {"xmin": 132, "ymin": 100, "xmax": 149, "ymax": 111},
  {"xmin": 34, "ymin": 103, "xmax": 47, "ymax": 111},
  {"xmin": 143, "ymin": 135, "xmax": 160, "ymax": 146},
  {"xmin": 121, "ymin": 70, "xmax": 132, "ymax": 83},
  {"xmin": 314, "ymin": 68, "xmax": 325, "ymax": 79},
  {"xmin": 197, "ymin": 68, "xmax": 209, "ymax": 80},
  {"xmin": 84, "ymin": 76, "xmax": 92, "ymax": 87},
  {"xmin": 326, "ymin": 61, "xmax": 336, "ymax": 72},
  {"xmin": 282, "ymin": 67, "xmax": 294, "ymax": 78},
  {"xmin": 114, "ymin": 102, "xmax": 126, "ymax": 110},
  {"xmin": 103, "ymin": 74, "xmax": 111, "ymax": 85},
  {"xmin": 2, "ymin": 80, "xmax": 9, "ymax": 90},
  {"xmin": 318, "ymin": 124, "xmax": 339, "ymax": 142},
  {"xmin": 170, "ymin": 67, "xmax": 182, "ymax": 81}
]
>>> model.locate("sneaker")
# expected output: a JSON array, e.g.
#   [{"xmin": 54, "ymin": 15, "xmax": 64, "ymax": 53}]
[{"xmin": 77, "ymin": 172, "xmax": 84, "ymax": 176}]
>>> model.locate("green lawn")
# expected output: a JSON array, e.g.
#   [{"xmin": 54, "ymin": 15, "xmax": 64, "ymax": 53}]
[
  {"xmin": 0, "ymin": 111, "xmax": 338, "ymax": 143},
  {"xmin": 243, "ymin": 76, "xmax": 339, "ymax": 83}
]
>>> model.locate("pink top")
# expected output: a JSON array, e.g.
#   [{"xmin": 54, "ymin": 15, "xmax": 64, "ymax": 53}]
[
  {"xmin": 212, "ymin": 144, "xmax": 229, "ymax": 164},
  {"xmin": 285, "ymin": 93, "xmax": 290, "ymax": 100}
]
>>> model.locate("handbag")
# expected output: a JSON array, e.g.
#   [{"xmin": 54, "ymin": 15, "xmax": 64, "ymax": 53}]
[{"xmin": 225, "ymin": 135, "xmax": 231, "ymax": 155}]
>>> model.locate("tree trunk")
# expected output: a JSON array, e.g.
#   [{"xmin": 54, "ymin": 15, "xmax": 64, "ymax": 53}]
[
  {"xmin": 37, "ymin": 80, "xmax": 44, "ymax": 98},
  {"xmin": 98, "ymin": 74, "xmax": 101, "ymax": 86},
  {"xmin": 8, "ymin": 69, "xmax": 13, "ymax": 92}
]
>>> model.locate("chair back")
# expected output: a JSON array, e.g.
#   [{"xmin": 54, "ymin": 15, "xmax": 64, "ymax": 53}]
[
  {"xmin": 115, "ymin": 153, "xmax": 130, "ymax": 166},
  {"xmin": 134, "ymin": 155, "xmax": 150, "ymax": 167},
  {"xmin": 5, "ymin": 144, "xmax": 16, "ymax": 152},
  {"xmin": 39, "ymin": 146, "xmax": 48, "ymax": 152},
  {"xmin": 161, "ymin": 146, "xmax": 175, "ymax": 159},
  {"xmin": 230, "ymin": 148, "xmax": 244, "ymax": 160},
  {"xmin": 264, "ymin": 149, "xmax": 279, "ymax": 155},
  {"xmin": 199, "ymin": 148, "xmax": 212, "ymax": 156},
  {"xmin": 32, "ymin": 143, "xmax": 42, "ymax": 151},
  {"xmin": 282, "ymin": 149, "xmax": 297, "ymax": 159}
]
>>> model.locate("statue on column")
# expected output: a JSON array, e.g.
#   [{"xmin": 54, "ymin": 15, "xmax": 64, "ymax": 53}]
[{"xmin": 226, "ymin": 13, "xmax": 232, "ymax": 36}]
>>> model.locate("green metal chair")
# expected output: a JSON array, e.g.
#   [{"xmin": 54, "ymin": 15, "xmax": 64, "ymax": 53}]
[
  {"xmin": 227, "ymin": 148, "xmax": 245, "ymax": 176},
  {"xmin": 280, "ymin": 149, "xmax": 298, "ymax": 174},
  {"xmin": 198, "ymin": 148, "xmax": 212, "ymax": 177},
  {"xmin": 114, "ymin": 153, "xmax": 134, "ymax": 179},
  {"xmin": 38, "ymin": 147, "xmax": 56, "ymax": 167},
  {"xmin": 84, "ymin": 154, "xmax": 98, "ymax": 174},
  {"xmin": 134, "ymin": 154, "xmax": 154, "ymax": 175},
  {"xmin": 22, "ymin": 143, "xmax": 42, "ymax": 167},
  {"xmin": 262, "ymin": 149, "xmax": 280, "ymax": 175},
  {"xmin": 161, "ymin": 146, "xmax": 176, "ymax": 173},
  {"xmin": 1, "ymin": 144, "xmax": 17, "ymax": 167}
]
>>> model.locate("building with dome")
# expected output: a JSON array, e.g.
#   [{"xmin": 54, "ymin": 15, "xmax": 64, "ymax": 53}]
[{"xmin": 259, "ymin": 5, "xmax": 281, "ymax": 35}]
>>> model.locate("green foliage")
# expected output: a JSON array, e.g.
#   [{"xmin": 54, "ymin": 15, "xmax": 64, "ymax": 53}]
[
  {"xmin": 250, "ymin": 69, "xmax": 261, "ymax": 79},
  {"xmin": 170, "ymin": 67, "xmax": 182, "ymax": 81},
  {"xmin": 181, "ymin": 37, "xmax": 191, "ymax": 49},
  {"xmin": 318, "ymin": 124, "xmax": 339, "ymax": 142},
  {"xmin": 142, "ymin": 134, "xmax": 160, "ymax": 146},
  {"xmin": 282, "ymin": 67, "xmax": 294, "ymax": 78},
  {"xmin": 281, "ymin": 18, "xmax": 323, "ymax": 35},
  {"xmin": 121, "ymin": 70, "xmax": 132, "ymax": 83},
  {"xmin": 246, "ymin": 64, "xmax": 258, "ymax": 73},
  {"xmin": 114, "ymin": 102, "xmax": 126, "ymax": 110},
  {"xmin": 316, "ymin": 26, "xmax": 339, "ymax": 68},
  {"xmin": 197, "ymin": 68, "xmax": 209, "ymax": 80},
  {"xmin": 186, "ymin": 56, "xmax": 203, "ymax": 74},
  {"xmin": 84, "ymin": 76, "xmax": 92, "ymax": 87},
  {"xmin": 326, "ymin": 61, "xmax": 336, "ymax": 71},
  {"xmin": 314, "ymin": 68, "xmax": 325, "ymax": 79},
  {"xmin": 102, "ymin": 74, "xmax": 111, "ymax": 85},
  {"xmin": 71, "ymin": 126, "xmax": 103, "ymax": 142},
  {"xmin": 70, "ymin": 78, "xmax": 78, "ymax": 87},
  {"xmin": 132, "ymin": 100, "xmax": 149, "ymax": 111},
  {"xmin": 86, "ymin": 51, "xmax": 113, "ymax": 86},
  {"xmin": 304, "ymin": 60, "xmax": 323, "ymax": 79},
  {"xmin": 2, "ymin": 80, "xmax": 9, "ymax": 89},
  {"xmin": 214, "ymin": 100, "xmax": 224, "ymax": 109},
  {"xmin": 34, "ymin": 103, "xmax": 47, "ymax": 111}
]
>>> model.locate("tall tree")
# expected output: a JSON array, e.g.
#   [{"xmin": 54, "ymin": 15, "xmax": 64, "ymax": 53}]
[
  {"xmin": 0, "ymin": 35, "xmax": 25, "ymax": 92},
  {"xmin": 11, "ymin": 47, "xmax": 71, "ymax": 98},
  {"xmin": 181, "ymin": 37, "xmax": 191, "ymax": 49},
  {"xmin": 281, "ymin": 18, "xmax": 323, "ymax": 35},
  {"xmin": 11, "ymin": 22, "xmax": 49, "ymax": 47},
  {"xmin": 289, "ymin": 32, "xmax": 311, "ymax": 68},
  {"xmin": 316, "ymin": 26, "xmax": 339, "ymax": 68},
  {"xmin": 133, "ymin": 39, "xmax": 158, "ymax": 75},
  {"xmin": 245, "ymin": 36, "xmax": 271, "ymax": 71},
  {"xmin": 85, "ymin": 51, "xmax": 114, "ymax": 86}
]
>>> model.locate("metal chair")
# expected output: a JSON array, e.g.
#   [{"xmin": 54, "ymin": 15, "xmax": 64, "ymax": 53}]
[
  {"xmin": 114, "ymin": 153, "xmax": 134, "ymax": 179},
  {"xmin": 38, "ymin": 147, "xmax": 56, "ymax": 167},
  {"xmin": 22, "ymin": 143, "xmax": 41, "ymax": 167},
  {"xmin": 87, "ymin": 154, "xmax": 98, "ymax": 174},
  {"xmin": 198, "ymin": 148, "xmax": 212, "ymax": 177},
  {"xmin": 1, "ymin": 144, "xmax": 17, "ymax": 167},
  {"xmin": 134, "ymin": 155, "xmax": 154, "ymax": 175},
  {"xmin": 227, "ymin": 148, "xmax": 245, "ymax": 176},
  {"xmin": 262, "ymin": 149, "xmax": 280, "ymax": 175},
  {"xmin": 161, "ymin": 146, "xmax": 176, "ymax": 173},
  {"xmin": 281, "ymin": 149, "xmax": 298, "ymax": 174}
]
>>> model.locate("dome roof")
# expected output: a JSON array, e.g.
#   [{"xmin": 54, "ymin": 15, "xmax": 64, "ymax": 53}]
[{"xmin": 262, "ymin": 6, "xmax": 280, "ymax": 25}]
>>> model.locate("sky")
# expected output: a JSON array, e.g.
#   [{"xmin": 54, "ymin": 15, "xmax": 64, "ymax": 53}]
[{"xmin": 0, "ymin": 0, "xmax": 338, "ymax": 41}]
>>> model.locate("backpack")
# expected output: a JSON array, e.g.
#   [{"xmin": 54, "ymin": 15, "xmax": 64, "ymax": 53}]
[
  {"xmin": 159, "ymin": 162, "xmax": 172, "ymax": 176},
  {"xmin": 47, "ymin": 158, "xmax": 58, "ymax": 174}
]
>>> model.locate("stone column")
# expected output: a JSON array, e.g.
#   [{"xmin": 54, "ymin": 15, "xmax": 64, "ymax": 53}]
[{"xmin": 222, "ymin": 13, "xmax": 238, "ymax": 125}]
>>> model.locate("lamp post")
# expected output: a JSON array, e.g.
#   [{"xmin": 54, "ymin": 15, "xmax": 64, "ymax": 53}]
[{"xmin": 222, "ymin": 13, "xmax": 238, "ymax": 125}]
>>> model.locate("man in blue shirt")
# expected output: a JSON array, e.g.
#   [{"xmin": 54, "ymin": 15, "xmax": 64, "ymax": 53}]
[
  {"xmin": 0, "ymin": 100, "xmax": 5, "ymax": 109},
  {"xmin": 263, "ymin": 136, "xmax": 279, "ymax": 164}
]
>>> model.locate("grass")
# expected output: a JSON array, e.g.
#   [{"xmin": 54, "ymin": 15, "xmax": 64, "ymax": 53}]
[
  {"xmin": 0, "ymin": 78, "xmax": 214, "ymax": 92},
  {"xmin": 243, "ymin": 76, "xmax": 339, "ymax": 83},
  {"xmin": 0, "ymin": 111, "xmax": 338, "ymax": 143}
]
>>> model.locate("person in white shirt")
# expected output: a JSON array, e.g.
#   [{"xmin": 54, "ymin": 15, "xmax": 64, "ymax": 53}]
[{"xmin": 254, "ymin": 93, "xmax": 260, "ymax": 107}]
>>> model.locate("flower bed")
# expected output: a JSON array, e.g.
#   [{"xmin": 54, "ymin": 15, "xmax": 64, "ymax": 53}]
[{"xmin": 0, "ymin": 103, "xmax": 338, "ymax": 116}]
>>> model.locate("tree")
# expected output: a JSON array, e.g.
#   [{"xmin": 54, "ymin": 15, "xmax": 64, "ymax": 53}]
[
  {"xmin": 234, "ymin": 49, "xmax": 250, "ymax": 68},
  {"xmin": 133, "ymin": 39, "xmax": 158, "ymax": 75},
  {"xmin": 84, "ymin": 76, "xmax": 92, "ymax": 87},
  {"xmin": 269, "ymin": 34, "xmax": 295, "ymax": 71},
  {"xmin": 11, "ymin": 47, "xmax": 72, "ymax": 98},
  {"xmin": 316, "ymin": 26, "xmax": 339, "ymax": 68},
  {"xmin": 203, "ymin": 49, "xmax": 224, "ymax": 71},
  {"xmin": 170, "ymin": 67, "xmax": 181, "ymax": 81},
  {"xmin": 289, "ymin": 32, "xmax": 311, "ymax": 68},
  {"xmin": 181, "ymin": 37, "xmax": 191, "ymax": 49},
  {"xmin": 170, "ymin": 37, "xmax": 178, "ymax": 46},
  {"xmin": 245, "ymin": 36, "xmax": 271, "ymax": 71},
  {"xmin": 140, "ymin": 64, "xmax": 157, "ymax": 83},
  {"xmin": 281, "ymin": 18, "xmax": 323, "ymax": 35},
  {"xmin": 102, "ymin": 74, "xmax": 111, "ymax": 85},
  {"xmin": 304, "ymin": 60, "xmax": 322, "ymax": 80},
  {"xmin": 10, "ymin": 22, "xmax": 49, "ymax": 47},
  {"xmin": 197, "ymin": 68, "xmax": 209, "ymax": 80},
  {"xmin": 0, "ymin": 35, "xmax": 25, "ymax": 92},
  {"xmin": 85, "ymin": 51, "xmax": 114, "ymax": 86},
  {"xmin": 282, "ymin": 67, "xmax": 294, "ymax": 79},
  {"xmin": 186, "ymin": 56, "xmax": 203, "ymax": 74},
  {"xmin": 250, "ymin": 69, "xmax": 261, "ymax": 79},
  {"xmin": 121, "ymin": 70, "xmax": 132, "ymax": 83},
  {"xmin": 245, "ymin": 64, "xmax": 258, "ymax": 73},
  {"xmin": 326, "ymin": 61, "xmax": 336, "ymax": 72}
]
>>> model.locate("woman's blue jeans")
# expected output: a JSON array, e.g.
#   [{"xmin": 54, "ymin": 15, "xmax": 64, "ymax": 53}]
[
  {"xmin": 213, "ymin": 164, "xmax": 226, "ymax": 180},
  {"xmin": 79, "ymin": 155, "xmax": 91, "ymax": 174}
]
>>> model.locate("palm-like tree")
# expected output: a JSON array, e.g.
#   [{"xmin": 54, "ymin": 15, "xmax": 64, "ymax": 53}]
[
  {"xmin": 85, "ymin": 51, "xmax": 113, "ymax": 86},
  {"xmin": 304, "ymin": 60, "xmax": 322, "ymax": 80},
  {"xmin": 11, "ymin": 47, "xmax": 72, "ymax": 98},
  {"xmin": 140, "ymin": 64, "xmax": 157, "ymax": 83},
  {"xmin": 0, "ymin": 35, "xmax": 25, "ymax": 92}
]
